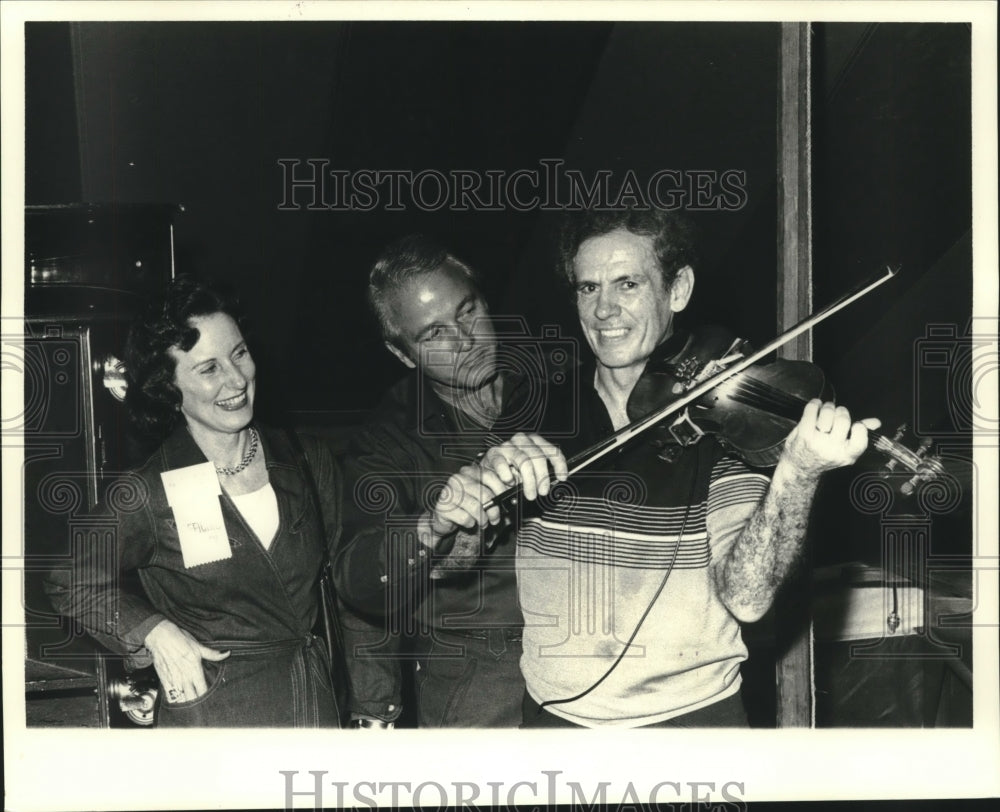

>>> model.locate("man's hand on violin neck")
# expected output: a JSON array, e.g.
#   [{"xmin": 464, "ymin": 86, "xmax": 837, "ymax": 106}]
[
  {"xmin": 480, "ymin": 432, "xmax": 569, "ymax": 501},
  {"xmin": 417, "ymin": 433, "xmax": 568, "ymax": 550},
  {"xmin": 781, "ymin": 398, "xmax": 881, "ymax": 477}
]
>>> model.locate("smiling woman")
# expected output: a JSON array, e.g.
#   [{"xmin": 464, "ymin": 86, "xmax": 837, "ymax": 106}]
[
  {"xmin": 44, "ymin": 276, "xmax": 352, "ymax": 727},
  {"xmin": 170, "ymin": 312, "xmax": 257, "ymax": 442}
]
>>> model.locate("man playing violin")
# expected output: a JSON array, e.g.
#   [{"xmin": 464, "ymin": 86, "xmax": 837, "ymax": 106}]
[{"xmin": 423, "ymin": 207, "xmax": 880, "ymax": 728}]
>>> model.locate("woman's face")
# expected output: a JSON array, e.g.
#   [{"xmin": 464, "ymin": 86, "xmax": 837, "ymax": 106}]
[{"xmin": 169, "ymin": 312, "xmax": 256, "ymax": 439}]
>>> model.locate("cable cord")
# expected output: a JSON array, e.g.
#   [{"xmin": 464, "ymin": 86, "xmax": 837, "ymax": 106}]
[{"xmin": 537, "ymin": 452, "xmax": 701, "ymax": 715}]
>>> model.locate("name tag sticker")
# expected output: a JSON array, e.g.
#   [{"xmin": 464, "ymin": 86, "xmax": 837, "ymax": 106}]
[
  {"xmin": 161, "ymin": 462, "xmax": 221, "ymax": 504},
  {"xmin": 161, "ymin": 464, "xmax": 231, "ymax": 568}
]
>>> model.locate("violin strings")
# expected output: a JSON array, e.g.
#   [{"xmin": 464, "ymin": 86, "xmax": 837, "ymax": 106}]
[{"xmin": 726, "ymin": 376, "xmax": 807, "ymax": 417}]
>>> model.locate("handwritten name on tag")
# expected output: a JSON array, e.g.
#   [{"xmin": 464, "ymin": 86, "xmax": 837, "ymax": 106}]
[{"xmin": 161, "ymin": 463, "xmax": 232, "ymax": 568}]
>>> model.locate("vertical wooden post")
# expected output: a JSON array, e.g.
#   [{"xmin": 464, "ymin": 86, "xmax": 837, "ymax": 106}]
[{"xmin": 775, "ymin": 22, "xmax": 814, "ymax": 728}]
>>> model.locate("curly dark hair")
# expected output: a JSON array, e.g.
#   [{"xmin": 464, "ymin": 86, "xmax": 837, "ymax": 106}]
[
  {"xmin": 123, "ymin": 275, "xmax": 246, "ymax": 440},
  {"xmin": 556, "ymin": 206, "xmax": 698, "ymax": 291}
]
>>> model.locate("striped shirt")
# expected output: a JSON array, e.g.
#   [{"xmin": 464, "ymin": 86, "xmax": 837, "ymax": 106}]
[{"xmin": 517, "ymin": 396, "xmax": 770, "ymax": 727}]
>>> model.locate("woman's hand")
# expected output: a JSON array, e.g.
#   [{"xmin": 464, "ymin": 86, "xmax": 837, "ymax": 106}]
[{"xmin": 144, "ymin": 618, "xmax": 230, "ymax": 703}]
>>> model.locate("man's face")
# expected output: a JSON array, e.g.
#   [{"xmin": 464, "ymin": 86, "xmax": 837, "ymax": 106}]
[
  {"xmin": 385, "ymin": 263, "xmax": 498, "ymax": 391},
  {"xmin": 573, "ymin": 227, "xmax": 692, "ymax": 376}
]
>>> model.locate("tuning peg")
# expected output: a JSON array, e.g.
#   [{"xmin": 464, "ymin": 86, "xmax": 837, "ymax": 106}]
[
  {"xmin": 900, "ymin": 439, "xmax": 944, "ymax": 496},
  {"xmin": 873, "ymin": 423, "xmax": 946, "ymax": 496},
  {"xmin": 880, "ymin": 425, "xmax": 908, "ymax": 478}
]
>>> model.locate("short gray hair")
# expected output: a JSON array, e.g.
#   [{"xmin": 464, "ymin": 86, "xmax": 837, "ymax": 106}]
[{"xmin": 368, "ymin": 234, "xmax": 481, "ymax": 343}]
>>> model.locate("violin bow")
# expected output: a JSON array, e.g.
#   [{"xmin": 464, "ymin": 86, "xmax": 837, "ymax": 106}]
[{"xmin": 484, "ymin": 264, "xmax": 899, "ymax": 511}]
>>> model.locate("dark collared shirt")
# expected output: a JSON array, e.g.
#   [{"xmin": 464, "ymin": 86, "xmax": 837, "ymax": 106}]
[{"xmin": 335, "ymin": 367, "xmax": 570, "ymax": 629}]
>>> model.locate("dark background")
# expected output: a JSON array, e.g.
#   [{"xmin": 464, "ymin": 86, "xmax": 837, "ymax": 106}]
[{"xmin": 25, "ymin": 20, "xmax": 973, "ymax": 566}]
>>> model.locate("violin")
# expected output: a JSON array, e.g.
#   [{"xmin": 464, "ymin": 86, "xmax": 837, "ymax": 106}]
[
  {"xmin": 626, "ymin": 324, "xmax": 944, "ymax": 494},
  {"xmin": 626, "ymin": 324, "xmax": 825, "ymax": 467},
  {"xmin": 483, "ymin": 265, "xmax": 943, "ymax": 511}
]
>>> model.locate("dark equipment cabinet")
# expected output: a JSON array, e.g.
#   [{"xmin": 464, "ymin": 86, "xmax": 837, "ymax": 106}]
[{"xmin": 22, "ymin": 204, "xmax": 177, "ymax": 727}]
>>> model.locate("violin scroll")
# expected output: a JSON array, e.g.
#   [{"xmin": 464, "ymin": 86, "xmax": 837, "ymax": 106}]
[
  {"xmin": 876, "ymin": 424, "xmax": 945, "ymax": 496},
  {"xmin": 668, "ymin": 335, "xmax": 753, "ymax": 395}
]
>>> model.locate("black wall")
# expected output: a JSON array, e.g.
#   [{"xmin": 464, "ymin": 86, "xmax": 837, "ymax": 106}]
[{"xmin": 26, "ymin": 21, "xmax": 779, "ymax": 418}]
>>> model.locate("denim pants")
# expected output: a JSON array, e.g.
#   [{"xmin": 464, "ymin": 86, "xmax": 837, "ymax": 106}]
[
  {"xmin": 157, "ymin": 636, "xmax": 340, "ymax": 727},
  {"xmin": 413, "ymin": 629, "xmax": 524, "ymax": 727}
]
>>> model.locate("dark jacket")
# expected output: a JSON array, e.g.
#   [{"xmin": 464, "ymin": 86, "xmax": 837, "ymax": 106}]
[
  {"xmin": 335, "ymin": 360, "xmax": 577, "ymax": 623},
  {"xmin": 44, "ymin": 424, "xmax": 348, "ymax": 727},
  {"xmin": 334, "ymin": 372, "xmax": 529, "ymax": 724}
]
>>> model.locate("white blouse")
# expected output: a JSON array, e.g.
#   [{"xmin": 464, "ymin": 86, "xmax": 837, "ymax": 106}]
[{"xmin": 229, "ymin": 482, "xmax": 280, "ymax": 549}]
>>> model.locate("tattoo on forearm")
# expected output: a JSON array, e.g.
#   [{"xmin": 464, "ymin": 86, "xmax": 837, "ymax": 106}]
[{"xmin": 719, "ymin": 465, "xmax": 819, "ymax": 619}]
